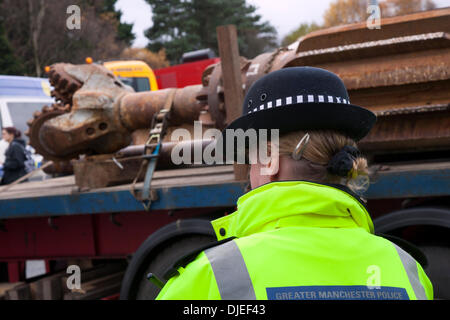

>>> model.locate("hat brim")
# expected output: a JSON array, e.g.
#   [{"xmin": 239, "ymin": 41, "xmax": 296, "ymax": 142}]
[{"xmin": 218, "ymin": 102, "xmax": 376, "ymax": 163}]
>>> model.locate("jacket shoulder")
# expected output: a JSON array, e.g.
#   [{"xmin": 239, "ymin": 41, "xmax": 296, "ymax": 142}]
[
  {"xmin": 163, "ymin": 237, "xmax": 236, "ymax": 280},
  {"xmin": 8, "ymin": 141, "xmax": 25, "ymax": 154},
  {"xmin": 376, "ymin": 233, "xmax": 428, "ymax": 268}
]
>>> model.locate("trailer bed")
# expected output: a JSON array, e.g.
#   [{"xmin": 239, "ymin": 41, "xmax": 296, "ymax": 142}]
[
  {"xmin": 0, "ymin": 161, "xmax": 449, "ymax": 219},
  {"xmin": 0, "ymin": 165, "xmax": 246, "ymax": 218}
]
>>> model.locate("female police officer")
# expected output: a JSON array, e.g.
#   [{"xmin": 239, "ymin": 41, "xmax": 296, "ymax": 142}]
[{"xmin": 156, "ymin": 67, "xmax": 433, "ymax": 300}]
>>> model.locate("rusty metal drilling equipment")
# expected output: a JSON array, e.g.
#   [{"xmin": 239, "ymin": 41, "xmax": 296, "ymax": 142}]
[{"xmin": 27, "ymin": 8, "xmax": 450, "ymax": 188}]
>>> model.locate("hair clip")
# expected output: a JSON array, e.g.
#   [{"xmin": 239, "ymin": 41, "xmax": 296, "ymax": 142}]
[{"xmin": 292, "ymin": 133, "xmax": 310, "ymax": 160}]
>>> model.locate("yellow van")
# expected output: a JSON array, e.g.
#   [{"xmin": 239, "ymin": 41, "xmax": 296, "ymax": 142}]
[{"xmin": 102, "ymin": 60, "xmax": 159, "ymax": 92}]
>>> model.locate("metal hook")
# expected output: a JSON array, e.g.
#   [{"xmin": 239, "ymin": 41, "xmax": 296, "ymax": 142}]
[
  {"xmin": 112, "ymin": 157, "xmax": 124, "ymax": 170},
  {"xmin": 110, "ymin": 212, "xmax": 122, "ymax": 227},
  {"xmin": 48, "ymin": 216, "xmax": 58, "ymax": 230},
  {"xmin": 292, "ymin": 133, "xmax": 310, "ymax": 160}
]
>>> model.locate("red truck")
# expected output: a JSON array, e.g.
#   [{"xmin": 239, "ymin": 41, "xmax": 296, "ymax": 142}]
[{"xmin": 154, "ymin": 49, "xmax": 220, "ymax": 89}]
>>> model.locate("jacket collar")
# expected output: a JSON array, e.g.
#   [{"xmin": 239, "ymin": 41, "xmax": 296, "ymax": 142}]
[
  {"xmin": 212, "ymin": 181, "xmax": 374, "ymax": 241},
  {"xmin": 11, "ymin": 138, "xmax": 26, "ymax": 146}
]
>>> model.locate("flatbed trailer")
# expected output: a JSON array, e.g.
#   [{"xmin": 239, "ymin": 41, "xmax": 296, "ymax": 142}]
[
  {"xmin": 0, "ymin": 161, "xmax": 449, "ymax": 299},
  {"xmin": 1, "ymin": 8, "xmax": 449, "ymax": 300}
]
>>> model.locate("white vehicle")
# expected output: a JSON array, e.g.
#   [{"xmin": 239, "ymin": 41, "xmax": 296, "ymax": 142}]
[{"xmin": 0, "ymin": 75, "xmax": 55, "ymax": 180}]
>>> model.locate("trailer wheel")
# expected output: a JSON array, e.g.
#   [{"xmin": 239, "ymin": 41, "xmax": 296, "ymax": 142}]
[
  {"xmin": 373, "ymin": 208, "xmax": 450, "ymax": 299},
  {"xmin": 120, "ymin": 219, "xmax": 217, "ymax": 300},
  {"xmin": 135, "ymin": 234, "xmax": 215, "ymax": 300},
  {"xmin": 418, "ymin": 245, "xmax": 450, "ymax": 299}
]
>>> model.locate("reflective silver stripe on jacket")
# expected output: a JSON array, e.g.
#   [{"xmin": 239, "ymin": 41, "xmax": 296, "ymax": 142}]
[
  {"xmin": 204, "ymin": 240, "xmax": 256, "ymax": 300},
  {"xmin": 392, "ymin": 243, "xmax": 428, "ymax": 300}
]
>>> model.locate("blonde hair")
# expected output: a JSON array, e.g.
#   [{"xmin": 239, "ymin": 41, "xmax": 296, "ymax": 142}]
[{"xmin": 274, "ymin": 130, "xmax": 369, "ymax": 195}]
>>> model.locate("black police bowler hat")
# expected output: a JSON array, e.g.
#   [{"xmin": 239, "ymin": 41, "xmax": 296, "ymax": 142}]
[{"xmin": 225, "ymin": 67, "xmax": 376, "ymax": 141}]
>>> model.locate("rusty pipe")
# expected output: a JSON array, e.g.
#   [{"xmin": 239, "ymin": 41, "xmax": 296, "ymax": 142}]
[
  {"xmin": 118, "ymin": 85, "xmax": 203, "ymax": 130},
  {"xmin": 36, "ymin": 64, "xmax": 205, "ymax": 159},
  {"xmin": 115, "ymin": 139, "xmax": 215, "ymax": 169}
]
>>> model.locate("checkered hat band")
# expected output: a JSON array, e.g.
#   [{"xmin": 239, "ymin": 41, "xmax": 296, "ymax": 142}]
[{"xmin": 248, "ymin": 94, "xmax": 350, "ymax": 114}]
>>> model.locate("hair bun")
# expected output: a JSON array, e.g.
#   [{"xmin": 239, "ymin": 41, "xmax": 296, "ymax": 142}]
[{"xmin": 327, "ymin": 145, "xmax": 360, "ymax": 177}]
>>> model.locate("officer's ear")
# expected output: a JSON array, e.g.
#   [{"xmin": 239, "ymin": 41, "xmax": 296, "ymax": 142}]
[
  {"xmin": 268, "ymin": 164, "xmax": 279, "ymax": 182},
  {"xmin": 259, "ymin": 142, "xmax": 280, "ymax": 179}
]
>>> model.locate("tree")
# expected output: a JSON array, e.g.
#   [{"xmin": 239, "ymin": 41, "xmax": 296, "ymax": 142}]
[
  {"xmin": 120, "ymin": 47, "xmax": 170, "ymax": 69},
  {"xmin": 323, "ymin": 0, "xmax": 437, "ymax": 28},
  {"xmin": 379, "ymin": 0, "xmax": 435, "ymax": 17},
  {"xmin": 117, "ymin": 22, "xmax": 135, "ymax": 46},
  {"xmin": 0, "ymin": 0, "xmax": 135, "ymax": 76},
  {"xmin": 0, "ymin": 0, "xmax": 23, "ymax": 75},
  {"xmin": 281, "ymin": 23, "xmax": 321, "ymax": 47},
  {"xmin": 0, "ymin": 20, "xmax": 24, "ymax": 75},
  {"xmin": 96, "ymin": 0, "xmax": 136, "ymax": 46},
  {"xmin": 27, "ymin": 0, "xmax": 47, "ymax": 76},
  {"xmin": 282, "ymin": 0, "xmax": 437, "ymax": 48},
  {"xmin": 323, "ymin": 0, "xmax": 371, "ymax": 28},
  {"xmin": 144, "ymin": 0, "xmax": 278, "ymax": 63}
]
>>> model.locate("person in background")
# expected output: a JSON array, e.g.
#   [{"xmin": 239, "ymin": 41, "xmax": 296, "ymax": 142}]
[
  {"xmin": 0, "ymin": 137, "xmax": 8, "ymax": 165},
  {"xmin": 1, "ymin": 127, "xmax": 28, "ymax": 185},
  {"xmin": 0, "ymin": 136, "xmax": 9, "ymax": 178}
]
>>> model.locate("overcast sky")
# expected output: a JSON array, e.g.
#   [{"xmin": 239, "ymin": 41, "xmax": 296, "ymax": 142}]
[{"xmin": 116, "ymin": 0, "xmax": 449, "ymax": 47}]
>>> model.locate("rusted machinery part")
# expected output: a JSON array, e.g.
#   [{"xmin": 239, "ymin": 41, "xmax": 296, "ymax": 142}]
[
  {"xmin": 119, "ymin": 85, "xmax": 204, "ymax": 130},
  {"xmin": 25, "ymin": 103, "xmax": 79, "ymax": 161},
  {"xmin": 359, "ymin": 104, "xmax": 450, "ymax": 153},
  {"xmin": 39, "ymin": 138, "xmax": 217, "ymax": 176},
  {"xmin": 47, "ymin": 64, "xmax": 83, "ymax": 106},
  {"xmin": 200, "ymin": 10, "xmax": 450, "ymax": 127},
  {"xmin": 115, "ymin": 139, "xmax": 215, "ymax": 170},
  {"xmin": 30, "ymin": 8, "xmax": 450, "ymax": 163},
  {"xmin": 196, "ymin": 63, "xmax": 219, "ymax": 120},
  {"xmin": 42, "ymin": 160, "xmax": 74, "ymax": 176},
  {"xmin": 201, "ymin": 62, "xmax": 219, "ymax": 87},
  {"xmin": 70, "ymin": 139, "xmax": 218, "ymax": 188},
  {"xmin": 280, "ymin": 8, "xmax": 450, "ymax": 154},
  {"xmin": 284, "ymin": 8, "xmax": 450, "ymax": 92},
  {"xmin": 200, "ymin": 57, "xmax": 251, "ymax": 130},
  {"xmin": 205, "ymin": 64, "xmax": 225, "ymax": 130},
  {"xmin": 294, "ymin": 8, "xmax": 450, "ymax": 54},
  {"xmin": 199, "ymin": 8, "xmax": 450, "ymax": 154},
  {"xmin": 29, "ymin": 63, "xmax": 135, "ymax": 160},
  {"xmin": 116, "ymin": 139, "xmax": 214, "ymax": 158},
  {"xmin": 38, "ymin": 109, "xmax": 132, "ymax": 160},
  {"xmin": 30, "ymin": 63, "xmax": 204, "ymax": 161}
]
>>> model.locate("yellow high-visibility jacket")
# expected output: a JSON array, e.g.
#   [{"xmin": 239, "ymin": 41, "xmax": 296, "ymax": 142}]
[{"xmin": 157, "ymin": 181, "xmax": 433, "ymax": 300}]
